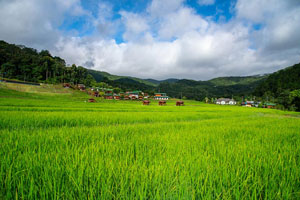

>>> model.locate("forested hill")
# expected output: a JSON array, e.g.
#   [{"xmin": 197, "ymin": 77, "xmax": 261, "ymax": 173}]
[
  {"xmin": 254, "ymin": 63, "xmax": 300, "ymax": 97},
  {"xmin": 254, "ymin": 63, "xmax": 300, "ymax": 111},
  {"xmin": 157, "ymin": 75, "xmax": 268, "ymax": 100},
  {"xmin": 0, "ymin": 40, "xmax": 95, "ymax": 86}
]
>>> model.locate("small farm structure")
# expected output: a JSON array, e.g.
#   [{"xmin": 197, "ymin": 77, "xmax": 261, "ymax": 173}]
[
  {"xmin": 154, "ymin": 93, "xmax": 169, "ymax": 100},
  {"xmin": 176, "ymin": 101, "xmax": 184, "ymax": 106},
  {"xmin": 88, "ymin": 98, "xmax": 96, "ymax": 103},
  {"xmin": 143, "ymin": 100, "xmax": 150, "ymax": 105},
  {"xmin": 138, "ymin": 96, "xmax": 143, "ymax": 100},
  {"xmin": 124, "ymin": 95, "xmax": 130, "ymax": 100},
  {"xmin": 63, "ymin": 83, "xmax": 71, "ymax": 88},
  {"xmin": 264, "ymin": 102, "xmax": 276, "ymax": 109},
  {"xmin": 77, "ymin": 84, "xmax": 86, "ymax": 91},
  {"xmin": 159, "ymin": 101, "xmax": 166, "ymax": 106},
  {"xmin": 127, "ymin": 91, "xmax": 143, "ymax": 100},
  {"xmin": 93, "ymin": 91, "xmax": 99, "ymax": 97},
  {"xmin": 216, "ymin": 98, "xmax": 236, "ymax": 105},
  {"xmin": 114, "ymin": 94, "xmax": 120, "ymax": 100},
  {"xmin": 104, "ymin": 89, "xmax": 113, "ymax": 99},
  {"xmin": 241, "ymin": 101, "xmax": 260, "ymax": 107}
]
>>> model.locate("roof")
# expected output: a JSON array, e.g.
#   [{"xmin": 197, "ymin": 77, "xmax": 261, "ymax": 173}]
[
  {"xmin": 216, "ymin": 98, "xmax": 235, "ymax": 102},
  {"xmin": 264, "ymin": 102, "xmax": 276, "ymax": 106},
  {"xmin": 127, "ymin": 90, "xmax": 142, "ymax": 94}
]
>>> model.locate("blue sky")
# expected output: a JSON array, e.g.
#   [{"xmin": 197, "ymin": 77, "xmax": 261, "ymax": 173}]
[
  {"xmin": 0, "ymin": 0, "xmax": 299, "ymax": 80},
  {"xmin": 60, "ymin": 0, "xmax": 238, "ymax": 43}
]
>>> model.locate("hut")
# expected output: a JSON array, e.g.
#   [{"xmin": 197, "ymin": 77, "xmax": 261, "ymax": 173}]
[
  {"xmin": 104, "ymin": 89, "xmax": 113, "ymax": 99},
  {"xmin": 143, "ymin": 100, "xmax": 150, "ymax": 105},
  {"xmin": 93, "ymin": 91, "xmax": 99, "ymax": 97},
  {"xmin": 124, "ymin": 95, "xmax": 130, "ymax": 100},
  {"xmin": 114, "ymin": 94, "xmax": 121, "ymax": 100},
  {"xmin": 63, "ymin": 83, "xmax": 71, "ymax": 88},
  {"xmin": 88, "ymin": 98, "xmax": 96, "ymax": 103},
  {"xmin": 138, "ymin": 95, "xmax": 144, "ymax": 100},
  {"xmin": 264, "ymin": 102, "xmax": 276, "ymax": 109},
  {"xmin": 159, "ymin": 100, "xmax": 166, "ymax": 106},
  {"xmin": 77, "ymin": 84, "xmax": 86, "ymax": 91},
  {"xmin": 176, "ymin": 101, "xmax": 184, "ymax": 106}
]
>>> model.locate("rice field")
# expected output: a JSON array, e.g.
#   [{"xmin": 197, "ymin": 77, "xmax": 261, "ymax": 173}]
[{"xmin": 0, "ymin": 84, "xmax": 300, "ymax": 199}]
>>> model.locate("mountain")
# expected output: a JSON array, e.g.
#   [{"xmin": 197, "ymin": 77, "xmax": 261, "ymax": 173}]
[
  {"xmin": 254, "ymin": 63, "xmax": 300, "ymax": 97},
  {"xmin": 209, "ymin": 75, "xmax": 268, "ymax": 86},
  {"xmin": 254, "ymin": 63, "xmax": 300, "ymax": 111},
  {"xmin": 157, "ymin": 75, "xmax": 268, "ymax": 100},
  {"xmin": 144, "ymin": 78, "xmax": 179, "ymax": 85},
  {"xmin": 88, "ymin": 69, "xmax": 157, "ymax": 87}
]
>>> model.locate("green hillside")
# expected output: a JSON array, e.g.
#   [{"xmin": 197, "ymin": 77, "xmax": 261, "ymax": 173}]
[
  {"xmin": 88, "ymin": 69, "xmax": 158, "ymax": 87},
  {"xmin": 209, "ymin": 75, "xmax": 268, "ymax": 86}
]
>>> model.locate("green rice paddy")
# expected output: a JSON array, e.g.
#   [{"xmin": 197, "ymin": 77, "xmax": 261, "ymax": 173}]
[{"xmin": 0, "ymin": 83, "xmax": 300, "ymax": 199}]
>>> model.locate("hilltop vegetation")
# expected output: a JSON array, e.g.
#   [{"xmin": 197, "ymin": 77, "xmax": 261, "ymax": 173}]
[
  {"xmin": 0, "ymin": 40, "xmax": 95, "ymax": 86},
  {"xmin": 158, "ymin": 75, "xmax": 267, "ymax": 101},
  {"xmin": 1, "ymin": 84, "xmax": 300, "ymax": 199},
  {"xmin": 255, "ymin": 63, "xmax": 300, "ymax": 111}
]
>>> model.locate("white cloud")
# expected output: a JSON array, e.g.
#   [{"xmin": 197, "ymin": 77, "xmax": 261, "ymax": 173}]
[
  {"xmin": 198, "ymin": 0, "xmax": 216, "ymax": 6},
  {"xmin": 0, "ymin": 0, "xmax": 300, "ymax": 80}
]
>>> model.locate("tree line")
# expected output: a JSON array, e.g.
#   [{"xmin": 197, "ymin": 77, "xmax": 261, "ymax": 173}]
[{"xmin": 0, "ymin": 40, "xmax": 95, "ymax": 86}]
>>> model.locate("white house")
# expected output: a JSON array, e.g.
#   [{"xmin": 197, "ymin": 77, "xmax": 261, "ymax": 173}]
[{"xmin": 216, "ymin": 98, "xmax": 236, "ymax": 105}]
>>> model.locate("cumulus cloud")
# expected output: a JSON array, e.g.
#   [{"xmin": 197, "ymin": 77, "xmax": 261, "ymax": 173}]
[
  {"xmin": 0, "ymin": 0, "xmax": 87, "ymax": 49},
  {"xmin": 0, "ymin": 0, "xmax": 300, "ymax": 80}
]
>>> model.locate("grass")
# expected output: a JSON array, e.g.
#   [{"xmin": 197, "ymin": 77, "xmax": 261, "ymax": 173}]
[{"xmin": 0, "ymin": 83, "xmax": 300, "ymax": 199}]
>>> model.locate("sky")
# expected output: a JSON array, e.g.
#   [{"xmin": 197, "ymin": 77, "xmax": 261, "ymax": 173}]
[{"xmin": 0, "ymin": 0, "xmax": 300, "ymax": 80}]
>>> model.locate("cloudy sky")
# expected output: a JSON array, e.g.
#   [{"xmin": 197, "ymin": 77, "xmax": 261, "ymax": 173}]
[{"xmin": 0, "ymin": 0, "xmax": 300, "ymax": 80}]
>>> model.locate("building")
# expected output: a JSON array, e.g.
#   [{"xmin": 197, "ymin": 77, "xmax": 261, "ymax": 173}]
[
  {"xmin": 154, "ymin": 93, "xmax": 169, "ymax": 100},
  {"xmin": 126, "ymin": 91, "xmax": 143, "ymax": 100},
  {"xmin": 143, "ymin": 100, "xmax": 150, "ymax": 105},
  {"xmin": 216, "ymin": 98, "xmax": 236, "ymax": 105},
  {"xmin": 114, "ymin": 94, "xmax": 120, "ymax": 100},
  {"xmin": 264, "ymin": 102, "xmax": 276, "ymax": 109},
  {"xmin": 176, "ymin": 101, "xmax": 184, "ymax": 106},
  {"xmin": 159, "ymin": 100, "xmax": 166, "ymax": 106},
  {"xmin": 104, "ymin": 89, "xmax": 113, "ymax": 99},
  {"xmin": 241, "ymin": 101, "xmax": 261, "ymax": 107},
  {"xmin": 77, "ymin": 84, "xmax": 85, "ymax": 91}
]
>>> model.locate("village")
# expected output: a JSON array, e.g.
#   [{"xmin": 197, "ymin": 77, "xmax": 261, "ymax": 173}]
[{"xmin": 65, "ymin": 83, "xmax": 277, "ymax": 108}]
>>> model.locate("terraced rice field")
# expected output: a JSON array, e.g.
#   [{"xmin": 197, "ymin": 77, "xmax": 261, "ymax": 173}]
[{"xmin": 0, "ymin": 84, "xmax": 300, "ymax": 199}]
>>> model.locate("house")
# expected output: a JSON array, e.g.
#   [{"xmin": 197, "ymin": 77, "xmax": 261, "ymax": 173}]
[
  {"xmin": 77, "ymin": 84, "xmax": 85, "ymax": 91},
  {"xmin": 93, "ymin": 91, "xmax": 99, "ymax": 97},
  {"xmin": 138, "ymin": 95, "xmax": 144, "ymax": 100},
  {"xmin": 88, "ymin": 98, "xmax": 96, "ymax": 103},
  {"xmin": 159, "ymin": 100, "xmax": 166, "ymax": 106},
  {"xmin": 114, "ymin": 94, "xmax": 120, "ymax": 100},
  {"xmin": 104, "ymin": 89, "xmax": 113, "ymax": 99},
  {"xmin": 143, "ymin": 100, "xmax": 150, "ymax": 105},
  {"xmin": 264, "ymin": 102, "xmax": 276, "ymax": 109},
  {"xmin": 154, "ymin": 93, "xmax": 169, "ymax": 100},
  {"xmin": 176, "ymin": 101, "xmax": 184, "ymax": 106},
  {"xmin": 63, "ymin": 83, "xmax": 71, "ymax": 88},
  {"xmin": 241, "ymin": 101, "xmax": 261, "ymax": 107},
  {"xmin": 126, "ymin": 91, "xmax": 143, "ymax": 100},
  {"xmin": 216, "ymin": 98, "xmax": 236, "ymax": 105}
]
